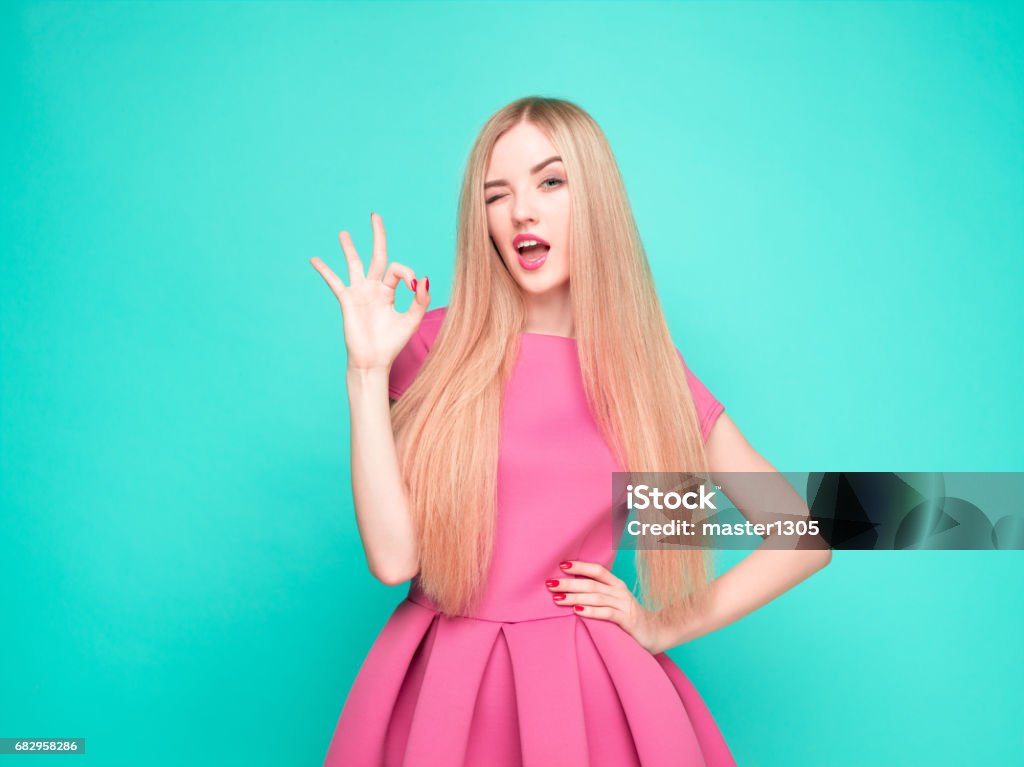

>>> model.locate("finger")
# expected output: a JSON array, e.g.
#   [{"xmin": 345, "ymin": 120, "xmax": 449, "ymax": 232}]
[
  {"xmin": 338, "ymin": 231, "xmax": 366, "ymax": 284},
  {"xmin": 383, "ymin": 263, "xmax": 431, "ymax": 326},
  {"xmin": 366, "ymin": 212, "xmax": 387, "ymax": 281},
  {"xmin": 571, "ymin": 604, "xmax": 623, "ymax": 625},
  {"xmin": 383, "ymin": 261, "xmax": 415, "ymax": 292},
  {"xmin": 551, "ymin": 590, "xmax": 621, "ymax": 609},
  {"xmin": 558, "ymin": 560, "xmax": 625, "ymax": 589},
  {"xmin": 309, "ymin": 256, "xmax": 347, "ymax": 297},
  {"xmin": 545, "ymin": 578, "xmax": 615, "ymax": 597},
  {"xmin": 403, "ymin": 271, "xmax": 431, "ymax": 326}
]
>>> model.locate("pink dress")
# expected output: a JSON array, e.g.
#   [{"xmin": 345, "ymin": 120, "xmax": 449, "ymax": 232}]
[{"xmin": 324, "ymin": 306, "xmax": 735, "ymax": 767}]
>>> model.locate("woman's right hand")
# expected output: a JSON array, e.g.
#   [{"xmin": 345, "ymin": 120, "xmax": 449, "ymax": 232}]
[{"xmin": 310, "ymin": 212, "xmax": 430, "ymax": 371}]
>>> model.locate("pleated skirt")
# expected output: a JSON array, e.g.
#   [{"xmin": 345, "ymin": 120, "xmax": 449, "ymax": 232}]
[{"xmin": 323, "ymin": 598, "xmax": 736, "ymax": 766}]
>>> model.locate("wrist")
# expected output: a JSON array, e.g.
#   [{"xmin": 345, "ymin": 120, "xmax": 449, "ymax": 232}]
[
  {"xmin": 664, "ymin": 614, "xmax": 705, "ymax": 649},
  {"xmin": 346, "ymin": 364, "xmax": 390, "ymax": 378},
  {"xmin": 653, "ymin": 623, "xmax": 676, "ymax": 655},
  {"xmin": 345, "ymin": 365, "xmax": 390, "ymax": 395}
]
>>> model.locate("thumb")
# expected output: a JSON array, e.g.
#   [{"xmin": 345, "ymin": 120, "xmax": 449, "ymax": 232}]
[{"xmin": 405, "ymin": 275, "xmax": 431, "ymax": 324}]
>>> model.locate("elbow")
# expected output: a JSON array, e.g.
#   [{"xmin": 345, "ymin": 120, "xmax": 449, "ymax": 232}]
[
  {"xmin": 375, "ymin": 569, "xmax": 412, "ymax": 587},
  {"xmin": 817, "ymin": 547, "xmax": 833, "ymax": 569},
  {"xmin": 371, "ymin": 559, "xmax": 419, "ymax": 587}
]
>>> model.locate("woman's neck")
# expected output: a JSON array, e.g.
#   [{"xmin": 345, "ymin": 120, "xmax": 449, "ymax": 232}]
[{"xmin": 522, "ymin": 289, "xmax": 574, "ymax": 338}]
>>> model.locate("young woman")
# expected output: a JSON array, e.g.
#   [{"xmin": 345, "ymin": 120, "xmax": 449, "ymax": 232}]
[{"xmin": 311, "ymin": 96, "xmax": 831, "ymax": 766}]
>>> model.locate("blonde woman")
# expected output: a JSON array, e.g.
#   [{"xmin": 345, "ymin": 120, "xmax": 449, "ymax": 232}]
[{"xmin": 311, "ymin": 96, "xmax": 831, "ymax": 766}]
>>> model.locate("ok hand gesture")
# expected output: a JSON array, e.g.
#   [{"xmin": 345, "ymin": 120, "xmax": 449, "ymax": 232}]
[{"xmin": 310, "ymin": 213, "xmax": 430, "ymax": 371}]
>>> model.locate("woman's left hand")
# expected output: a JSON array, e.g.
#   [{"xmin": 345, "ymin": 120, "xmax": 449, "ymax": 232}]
[{"xmin": 546, "ymin": 560, "xmax": 671, "ymax": 655}]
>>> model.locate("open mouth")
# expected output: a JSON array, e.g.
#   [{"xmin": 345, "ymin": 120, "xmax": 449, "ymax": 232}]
[
  {"xmin": 516, "ymin": 244, "xmax": 549, "ymax": 271},
  {"xmin": 512, "ymin": 234, "xmax": 551, "ymax": 271},
  {"xmin": 517, "ymin": 242, "xmax": 550, "ymax": 261}
]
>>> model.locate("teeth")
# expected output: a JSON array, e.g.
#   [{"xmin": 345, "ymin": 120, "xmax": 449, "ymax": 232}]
[{"xmin": 516, "ymin": 239, "xmax": 544, "ymax": 251}]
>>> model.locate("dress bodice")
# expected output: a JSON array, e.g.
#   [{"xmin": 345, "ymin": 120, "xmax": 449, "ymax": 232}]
[{"xmin": 389, "ymin": 307, "xmax": 725, "ymax": 622}]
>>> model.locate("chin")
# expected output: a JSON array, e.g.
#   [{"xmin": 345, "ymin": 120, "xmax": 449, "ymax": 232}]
[
  {"xmin": 516, "ymin": 276, "xmax": 569, "ymax": 294},
  {"xmin": 500, "ymin": 251, "xmax": 568, "ymax": 291}
]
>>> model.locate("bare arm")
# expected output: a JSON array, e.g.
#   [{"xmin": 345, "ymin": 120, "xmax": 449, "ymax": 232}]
[
  {"xmin": 543, "ymin": 412, "xmax": 831, "ymax": 655},
  {"xmin": 344, "ymin": 369, "xmax": 420, "ymax": 585},
  {"xmin": 663, "ymin": 413, "xmax": 832, "ymax": 647},
  {"xmin": 310, "ymin": 212, "xmax": 430, "ymax": 586}
]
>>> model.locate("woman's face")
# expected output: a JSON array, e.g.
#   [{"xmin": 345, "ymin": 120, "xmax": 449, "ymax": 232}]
[{"xmin": 485, "ymin": 121, "xmax": 571, "ymax": 295}]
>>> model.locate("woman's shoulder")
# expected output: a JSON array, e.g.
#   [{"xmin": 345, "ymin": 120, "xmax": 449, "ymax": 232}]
[{"xmin": 674, "ymin": 344, "xmax": 725, "ymax": 443}]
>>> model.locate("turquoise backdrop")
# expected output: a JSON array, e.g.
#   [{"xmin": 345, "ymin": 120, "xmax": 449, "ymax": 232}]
[{"xmin": 2, "ymin": 1, "xmax": 1021, "ymax": 764}]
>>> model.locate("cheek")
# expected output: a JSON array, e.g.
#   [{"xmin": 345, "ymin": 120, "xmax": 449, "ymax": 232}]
[
  {"xmin": 554, "ymin": 199, "xmax": 571, "ymax": 240},
  {"xmin": 487, "ymin": 218, "xmax": 506, "ymax": 247}
]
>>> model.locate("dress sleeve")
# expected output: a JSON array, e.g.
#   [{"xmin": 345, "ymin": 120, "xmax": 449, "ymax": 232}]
[
  {"xmin": 388, "ymin": 325, "xmax": 431, "ymax": 400},
  {"xmin": 677, "ymin": 348, "xmax": 725, "ymax": 443}
]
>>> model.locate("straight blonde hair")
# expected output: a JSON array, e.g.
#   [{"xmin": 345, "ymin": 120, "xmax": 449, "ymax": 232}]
[{"xmin": 391, "ymin": 96, "xmax": 714, "ymax": 630}]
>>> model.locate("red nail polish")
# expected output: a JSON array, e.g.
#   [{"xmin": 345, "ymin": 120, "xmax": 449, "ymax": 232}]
[
  {"xmin": 574, "ymin": 605, "xmax": 584, "ymax": 612},
  {"xmin": 553, "ymin": 594, "xmax": 566, "ymax": 602},
  {"xmin": 545, "ymin": 579, "xmax": 559, "ymax": 588},
  {"xmin": 559, "ymin": 561, "xmax": 572, "ymax": 570},
  {"xmin": 425, "ymin": 276, "xmax": 430, "ymax": 291},
  {"xmin": 411, "ymin": 278, "xmax": 417, "ymax": 291}
]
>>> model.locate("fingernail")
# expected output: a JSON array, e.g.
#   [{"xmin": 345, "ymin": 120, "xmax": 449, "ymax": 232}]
[
  {"xmin": 411, "ymin": 278, "xmax": 417, "ymax": 291},
  {"xmin": 425, "ymin": 276, "xmax": 430, "ymax": 291},
  {"xmin": 574, "ymin": 605, "xmax": 584, "ymax": 612},
  {"xmin": 370, "ymin": 211, "xmax": 375, "ymax": 220},
  {"xmin": 559, "ymin": 561, "xmax": 572, "ymax": 570},
  {"xmin": 545, "ymin": 579, "xmax": 559, "ymax": 588},
  {"xmin": 553, "ymin": 594, "xmax": 567, "ymax": 602}
]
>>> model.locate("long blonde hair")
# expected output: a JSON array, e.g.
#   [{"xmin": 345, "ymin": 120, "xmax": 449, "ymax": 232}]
[{"xmin": 391, "ymin": 96, "xmax": 714, "ymax": 628}]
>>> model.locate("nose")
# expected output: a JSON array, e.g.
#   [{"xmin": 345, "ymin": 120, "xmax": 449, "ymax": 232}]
[{"xmin": 512, "ymin": 196, "xmax": 538, "ymax": 228}]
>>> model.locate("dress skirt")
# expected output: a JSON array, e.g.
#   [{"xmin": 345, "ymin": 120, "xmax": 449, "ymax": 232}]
[{"xmin": 323, "ymin": 597, "xmax": 736, "ymax": 766}]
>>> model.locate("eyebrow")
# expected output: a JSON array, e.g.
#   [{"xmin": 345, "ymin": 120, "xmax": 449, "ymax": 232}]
[{"xmin": 484, "ymin": 155, "xmax": 563, "ymax": 189}]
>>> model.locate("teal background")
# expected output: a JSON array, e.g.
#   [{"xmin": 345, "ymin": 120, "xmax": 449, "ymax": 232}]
[{"xmin": 2, "ymin": 1, "xmax": 1021, "ymax": 764}]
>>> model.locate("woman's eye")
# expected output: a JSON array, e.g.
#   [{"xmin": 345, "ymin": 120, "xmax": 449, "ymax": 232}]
[{"xmin": 485, "ymin": 177, "xmax": 565, "ymax": 205}]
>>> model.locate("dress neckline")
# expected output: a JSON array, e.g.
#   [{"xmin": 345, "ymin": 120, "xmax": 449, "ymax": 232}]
[{"xmin": 519, "ymin": 331, "xmax": 576, "ymax": 341}]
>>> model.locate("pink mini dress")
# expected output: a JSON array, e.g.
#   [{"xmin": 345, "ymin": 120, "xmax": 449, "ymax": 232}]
[{"xmin": 324, "ymin": 306, "xmax": 735, "ymax": 766}]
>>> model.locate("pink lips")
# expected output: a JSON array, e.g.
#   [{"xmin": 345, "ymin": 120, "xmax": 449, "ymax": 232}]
[
  {"xmin": 512, "ymin": 233, "xmax": 550, "ymax": 271},
  {"xmin": 513, "ymin": 233, "xmax": 550, "ymax": 249}
]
